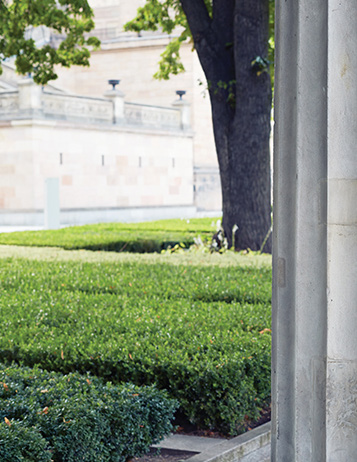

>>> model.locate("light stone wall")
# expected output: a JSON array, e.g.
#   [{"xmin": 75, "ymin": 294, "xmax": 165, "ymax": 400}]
[
  {"xmin": 0, "ymin": 122, "xmax": 35, "ymax": 210},
  {"xmin": 0, "ymin": 0, "xmax": 222, "ymax": 223},
  {"xmin": 88, "ymin": 0, "xmax": 146, "ymax": 35},
  {"xmin": 0, "ymin": 119, "xmax": 194, "ymax": 224},
  {"xmin": 54, "ymin": 0, "xmax": 221, "ymax": 211}
]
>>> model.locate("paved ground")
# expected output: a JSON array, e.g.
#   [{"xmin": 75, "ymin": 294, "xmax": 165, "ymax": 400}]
[
  {"xmin": 153, "ymin": 435, "xmax": 227, "ymax": 453},
  {"xmin": 0, "ymin": 226, "xmax": 44, "ymax": 233},
  {"xmin": 239, "ymin": 443, "xmax": 271, "ymax": 461},
  {"xmin": 152, "ymin": 426, "xmax": 271, "ymax": 462}
]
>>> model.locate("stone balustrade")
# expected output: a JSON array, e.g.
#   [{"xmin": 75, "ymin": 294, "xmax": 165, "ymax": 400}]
[
  {"xmin": 0, "ymin": 91, "xmax": 19, "ymax": 115},
  {"xmin": 0, "ymin": 78, "xmax": 188, "ymax": 131},
  {"xmin": 124, "ymin": 102, "xmax": 181, "ymax": 130},
  {"xmin": 42, "ymin": 92, "xmax": 113, "ymax": 123}
]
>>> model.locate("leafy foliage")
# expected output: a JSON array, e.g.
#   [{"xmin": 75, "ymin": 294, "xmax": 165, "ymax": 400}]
[
  {"xmin": 0, "ymin": 218, "xmax": 220, "ymax": 253},
  {"xmin": 0, "ymin": 420, "xmax": 51, "ymax": 462},
  {"xmin": 0, "ymin": 0, "xmax": 100, "ymax": 84},
  {"xmin": 125, "ymin": 0, "xmax": 189, "ymax": 80},
  {"xmin": 0, "ymin": 250, "xmax": 271, "ymax": 435},
  {"xmin": 125, "ymin": 0, "xmax": 275, "ymax": 81},
  {"xmin": 0, "ymin": 364, "xmax": 177, "ymax": 462}
]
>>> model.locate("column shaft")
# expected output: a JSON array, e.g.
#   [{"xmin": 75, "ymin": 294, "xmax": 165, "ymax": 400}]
[
  {"xmin": 326, "ymin": 1, "xmax": 357, "ymax": 459},
  {"xmin": 273, "ymin": 0, "xmax": 357, "ymax": 460}
]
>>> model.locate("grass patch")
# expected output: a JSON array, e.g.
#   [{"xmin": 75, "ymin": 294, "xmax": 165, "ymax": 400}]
[
  {"xmin": 0, "ymin": 218, "xmax": 220, "ymax": 253},
  {"xmin": 0, "ymin": 244, "xmax": 272, "ymax": 267}
]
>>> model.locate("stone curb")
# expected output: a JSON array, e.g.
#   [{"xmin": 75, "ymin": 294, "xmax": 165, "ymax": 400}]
[{"xmin": 183, "ymin": 423, "xmax": 271, "ymax": 462}]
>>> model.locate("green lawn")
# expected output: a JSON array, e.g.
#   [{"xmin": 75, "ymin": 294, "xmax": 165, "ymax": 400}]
[{"xmin": 0, "ymin": 218, "xmax": 220, "ymax": 253}]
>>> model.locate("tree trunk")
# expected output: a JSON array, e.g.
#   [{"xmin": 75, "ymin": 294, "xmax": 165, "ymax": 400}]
[
  {"xmin": 181, "ymin": 0, "xmax": 272, "ymax": 252},
  {"xmin": 212, "ymin": 0, "xmax": 272, "ymax": 252},
  {"xmin": 216, "ymin": 107, "xmax": 272, "ymax": 252}
]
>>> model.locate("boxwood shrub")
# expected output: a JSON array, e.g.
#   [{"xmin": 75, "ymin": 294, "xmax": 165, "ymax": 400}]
[
  {"xmin": 0, "ymin": 420, "xmax": 51, "ymax": 462},
  {"xmin": 0, "ymin": 364, "xmax": 177, "ymax": 462},
  {"xmin": 0, "ymin": 254, "xmax": 271, "ymax": 435}
]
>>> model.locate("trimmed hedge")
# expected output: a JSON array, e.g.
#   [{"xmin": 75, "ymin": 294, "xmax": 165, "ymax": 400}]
[
  {"xmin": 0, "ymin": 218, "xmax": 219, "ymax": 253},
  {"xmin": 0, "ymin": 421, "xmax": 51, "ymax": 462},
  {"xmin": 0, "ymin": 364, "xmax": 177, "ymax": 462},
  {"xmin": 0, "ymin": 255, "xmax": 271, "ymax": 435}
]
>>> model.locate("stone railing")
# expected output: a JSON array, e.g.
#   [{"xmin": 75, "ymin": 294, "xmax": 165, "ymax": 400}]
[
  {"xmin": 0, "ymin": 91, "xmax": 19, "ymax": 115},
  {"xmin": 124, "ymin": 102, "xmax": 181, "ymax": 130},
  {"xmin": 0, "ymin": 78, "xmax": 190, "ymax": 131},
  {"xmin": 42, "ymin": 92, "xmax": 113, "ymax": 123}
]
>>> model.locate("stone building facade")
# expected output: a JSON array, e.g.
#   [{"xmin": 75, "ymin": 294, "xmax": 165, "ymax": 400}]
[
  {"xmin": 55, "ymin": 0, "xmax": 222, "ymax": 212},
  {"xmin": 0, "ymin": 0, "xmax": 221, "ymax": 226}
]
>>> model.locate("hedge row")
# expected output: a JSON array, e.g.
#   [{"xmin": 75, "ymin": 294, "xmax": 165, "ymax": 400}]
[
  {"xmin": 0, "ymin": 363, "xmax": 177, "ymax": 462},
  {"xmin": 0, "ymin": 218, "xmax": 219, "ymax": 253},
  {"xmin": 0, "ymin": 255, "xmax": 271, "ymax": 435}
]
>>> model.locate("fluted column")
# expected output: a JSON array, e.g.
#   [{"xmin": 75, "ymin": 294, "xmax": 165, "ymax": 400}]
[{"xmin": 272, "ymin": 1, "xmax": 357, "ymax": 460}]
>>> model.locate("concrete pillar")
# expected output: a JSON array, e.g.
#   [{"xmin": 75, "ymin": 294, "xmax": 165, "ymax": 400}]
[
  {"xmin": 272, "ymin": 1, "xmax": 357, "ymax": 461},
  {"xmin": 18, "ymin": 77, "xmax": 42, "ymax": 114},
  {"xmin": 44, "ymin": 178, "xmax": 60, "ymax": 230},
  {"xmin": 326, "ymin": 1, "xmax": 357, "ymax": 458},
  {"xmin": 172, "ymin": 97, "xmax": 191, "ymax": 130},
  {"xmin": 104, "ymin": 88, "xmax": 125, "ymax": 124}
]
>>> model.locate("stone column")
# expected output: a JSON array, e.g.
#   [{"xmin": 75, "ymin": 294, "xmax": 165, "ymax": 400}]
[
  {"xmin": 18, "ymin": 77, "xmax": 42, "ymax": 116},
  {"xmin": 172, "ymin": 96, "xmax": 191, "ymax": 130},
  {"xmin": 104, "ymin": 88, "xmax": 125, "ymax": 124},
  {"xmin": 326, "ymin": 1, "xmax": 357, "ymax": 458},
  {"xmin": 272, "ymin": 1, "xmax": 357, "ymax": 461},
  {"xmin": 44, "ymin": 178, "xmax": 60, "ymax": 230}
]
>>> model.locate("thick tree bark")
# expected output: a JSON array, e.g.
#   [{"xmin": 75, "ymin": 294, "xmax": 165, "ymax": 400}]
[
  {"xmin": 223, "ymin": 0, "xmax": 272, "ymax": 252},
  {"xmin": 181, "ymin": 0, "xmax": 272, "ymax": 252}
]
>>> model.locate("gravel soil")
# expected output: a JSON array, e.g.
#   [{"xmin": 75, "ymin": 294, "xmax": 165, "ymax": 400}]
[{"xmin": 132, "ymin": 448, "xmax": 198, "ymax": 462}]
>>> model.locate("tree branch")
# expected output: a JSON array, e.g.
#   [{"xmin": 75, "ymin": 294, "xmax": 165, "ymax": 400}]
[
  {"xmin": 179, "ymin": 0, "xmax": 212, "ymax": 41},
  {"xmin": 179, "ymin": 0, "xmax": 222, "ymax": 81}
]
